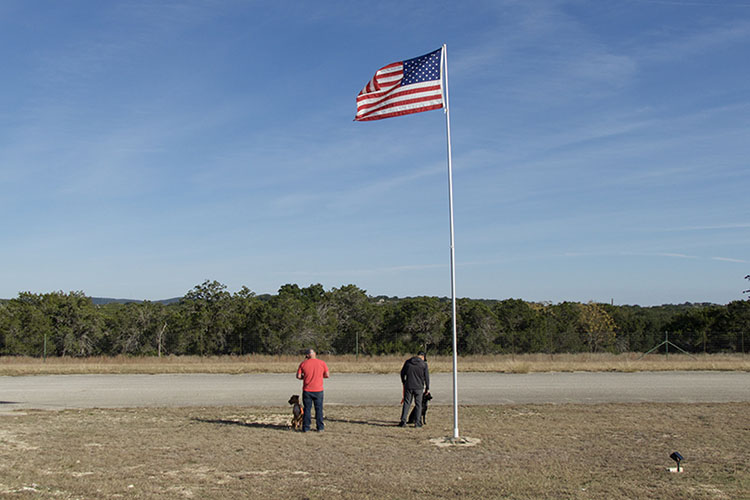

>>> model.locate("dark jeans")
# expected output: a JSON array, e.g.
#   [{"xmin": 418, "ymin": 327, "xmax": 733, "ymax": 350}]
[
  {"xmin": 302, "ymin": 390, "xmax": 324, "ymax": 431},
  {"xmin": 400, "ymin": 389, "xmax": 423, "ymax": 426}
]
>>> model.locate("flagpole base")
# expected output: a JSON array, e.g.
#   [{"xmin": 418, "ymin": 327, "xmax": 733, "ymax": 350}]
[{"xmin": 430, "ymin": 436, "xmax": 481, "ymax": 448}]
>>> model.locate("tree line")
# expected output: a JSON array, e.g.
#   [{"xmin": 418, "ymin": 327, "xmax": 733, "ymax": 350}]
[{"xmin": 1, "ymin": 280, "xmax": 748, "ymax": 357}]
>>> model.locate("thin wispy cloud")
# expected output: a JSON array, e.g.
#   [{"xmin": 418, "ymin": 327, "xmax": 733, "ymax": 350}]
[
  {"xmin": 280, "ymin": 263, "xmax": 446, "ymax": 278},
  {"xmin": 663, "ymin": 223, "xmax": 750, "ymax": 232},
  {"xmin": 712, "ymin": 257, "xmax": 747, "ymax": 263},
  {"xmin": 636, "ymin": 18, "xmax": 750, "ymax": 64},
  {"xmin": 564, "ymin": 251, "xmax": 699, "ymax": 260}
]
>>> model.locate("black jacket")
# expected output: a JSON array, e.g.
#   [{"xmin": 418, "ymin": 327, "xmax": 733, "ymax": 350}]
[{"xmin": 400, "ymin": 356, "xmax": 429, "ymax": 392}]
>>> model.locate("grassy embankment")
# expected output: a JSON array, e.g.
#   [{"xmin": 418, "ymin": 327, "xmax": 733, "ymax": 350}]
[{"xmin": 1, "ymin": 352, "xmax": 748, "ymax": 376}]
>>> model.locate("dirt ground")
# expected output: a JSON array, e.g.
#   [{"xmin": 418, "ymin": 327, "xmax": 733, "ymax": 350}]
[{"xmin": 1, "ymin": 403, "xmax": 747, "ymax": 499}]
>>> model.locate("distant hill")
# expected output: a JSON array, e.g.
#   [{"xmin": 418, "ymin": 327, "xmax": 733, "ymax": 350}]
[{"xmin": 91, "ymin": 297, "xmax": 182, "ymax": 306}]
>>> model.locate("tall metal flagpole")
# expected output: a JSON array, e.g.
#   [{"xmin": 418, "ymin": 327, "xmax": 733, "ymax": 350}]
[{"xmin": 442, "ymin": 43, "xmax": 460, "ymax": 440}]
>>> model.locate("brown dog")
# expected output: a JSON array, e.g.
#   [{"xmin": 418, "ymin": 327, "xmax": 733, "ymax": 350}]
[{"xmin": 288, "ymin": 394, "xmax": 304, "ymax": 430}]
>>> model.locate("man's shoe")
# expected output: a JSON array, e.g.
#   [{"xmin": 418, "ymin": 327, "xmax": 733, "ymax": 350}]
[{"xmin": 397, "ymin": 422, "xmax": 405, "ymax": 427}]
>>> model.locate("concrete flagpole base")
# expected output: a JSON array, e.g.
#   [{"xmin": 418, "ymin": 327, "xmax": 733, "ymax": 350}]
[{"xmin": 430, "ymin": 436, "xmax": 481, "ymax": 448}]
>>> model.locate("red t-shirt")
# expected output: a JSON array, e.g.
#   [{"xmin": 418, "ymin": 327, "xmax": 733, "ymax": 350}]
[{"xmin": 296, "ymin": 358, "xmax": 329, "ymax": 392}]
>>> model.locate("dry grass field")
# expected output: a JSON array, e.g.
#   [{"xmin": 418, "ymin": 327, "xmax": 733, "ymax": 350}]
[
  {"xmin": 0, "ymin": 403, "xmax": 747, "ymax": 499},
  {"xmin": 2, "ymin": 354, "xmax": 746, "ymax": 498},
  {"xmin": 1, "ymin": 352, "xmax": 748, "ymax": 376}
]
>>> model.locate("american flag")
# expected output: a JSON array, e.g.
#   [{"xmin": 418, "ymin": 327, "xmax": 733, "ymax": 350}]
[{"xmin": 355, "ymin": 48, "xmax": 444, "ymax": 121}]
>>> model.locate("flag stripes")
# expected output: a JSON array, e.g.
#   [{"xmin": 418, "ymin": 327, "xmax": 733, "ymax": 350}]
[{"xmin": 355, "ymin": 48, "xmax": 443, "ymax": 121}]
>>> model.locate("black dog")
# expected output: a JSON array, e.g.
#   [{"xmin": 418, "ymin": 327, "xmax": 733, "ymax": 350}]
[{"xmin": 407, "ymin": 391, "xmax": 432, "ymax": 425}]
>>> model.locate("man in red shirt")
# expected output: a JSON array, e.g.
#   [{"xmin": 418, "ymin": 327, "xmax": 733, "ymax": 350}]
[{"xmin": 296, "ymin": 348, "xmax": 329, "ymax": 432}]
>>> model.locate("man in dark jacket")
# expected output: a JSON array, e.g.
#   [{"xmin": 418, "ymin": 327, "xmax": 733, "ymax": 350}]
[{"xmin": 399, "ymin": 351, "xmax": 430, "ymax": 427}]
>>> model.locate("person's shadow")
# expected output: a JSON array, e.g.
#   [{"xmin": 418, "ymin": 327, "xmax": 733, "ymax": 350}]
[
  {"xmin": 324, "ymin": 417, "xmax": 398, "ymax": 428},
  {"xmin": 193, "ymin": 417, "xmax": 288, "ymax": 431},
  {"xmin": 194, "ymin": 416, "xmax": 401, "ymax": 429}
]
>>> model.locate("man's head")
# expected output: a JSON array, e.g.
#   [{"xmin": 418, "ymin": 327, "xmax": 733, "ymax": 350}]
[
  {"xmin": 417, "ymin": 350, "xmax": 426, "ymax": 360},
  {"xmin": 305, "ymin": 348, "xmax": 316, "ymax": 359}
]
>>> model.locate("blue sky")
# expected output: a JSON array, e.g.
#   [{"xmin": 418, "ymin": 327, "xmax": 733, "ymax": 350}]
[{"xmin": 1, "ymin": 0, "xmax": 748, "ymax": 305}]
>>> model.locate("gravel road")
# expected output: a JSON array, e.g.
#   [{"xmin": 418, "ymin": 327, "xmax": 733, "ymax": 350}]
[{"xmin": 1, "ymin": 371, "xmax": 748, "ymax": 414}]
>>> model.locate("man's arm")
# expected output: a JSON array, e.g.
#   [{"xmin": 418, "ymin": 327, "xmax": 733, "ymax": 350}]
[
  {"xmin": 323, "ymin": 362, "xmax": 330, "ymax": 378},
  {"xmin": 296, "ymin": 364, "xmax": 304, "ymax": 380},
  {"xmin": 424, "ymin": 363, "xmax": 430, "ymax": 392}
]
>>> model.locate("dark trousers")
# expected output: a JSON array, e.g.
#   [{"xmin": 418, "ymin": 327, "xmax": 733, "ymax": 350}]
[
  {"xmin": 400, "ymin": 389, "xmax": 423, "ymax": 426},
  {"xmin": 302, "ymin": 390, "xmax": 324, "ymax": 431}
]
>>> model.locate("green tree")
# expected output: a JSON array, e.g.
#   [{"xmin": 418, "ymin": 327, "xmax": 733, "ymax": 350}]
[
  {"xmin": 666, "ymin": 307, "xmax": 709, "ymax": 353},
  {"xmin": 328, "ymin": 285, "xmax": 382, "ymax": 355},
  {"xmin": 229, "ymin": 286, "xmax": 261, "ymax": 355},
  {"xmin": 727, "ymin": 300, "xmax": 750, "ymax": 353},
  {"xmin": 181, "ymin": 280, "xmax": 234, "ymax": 355},
  {"xmin": 0, "ymin": 293, "xmax": 52, "ymax": 356},
  {"xmin": 254, "ymin": 284, "xmax": 334, "ymax": 354},
  {"xmin": 547, "ymin": 302, "xmax": 584, "ymax": 353},
  {"xmin": 603, "ymin": 304, "xmax": 664, "ymax": 353},
  {"xmin": 104, "ymin": 301, "xmax": 169, "ymax": 356},
  {"xmin": 43, "ymin": 291, "xmax": 105, "ymax": 356},
  {"xmin": 457, "ymin": 299, "xmax": 498, "ymax": 354},
  {"xmin": 703, "ymin": 306, "xmax": 733, "ymax": 352},
  {"xmin": 379, "ymin": 297, "xmax": 449, "ymax": 354},
  {"xmin": 493, "ymin": 299, "xmax": 541, "ymax": 354}
]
